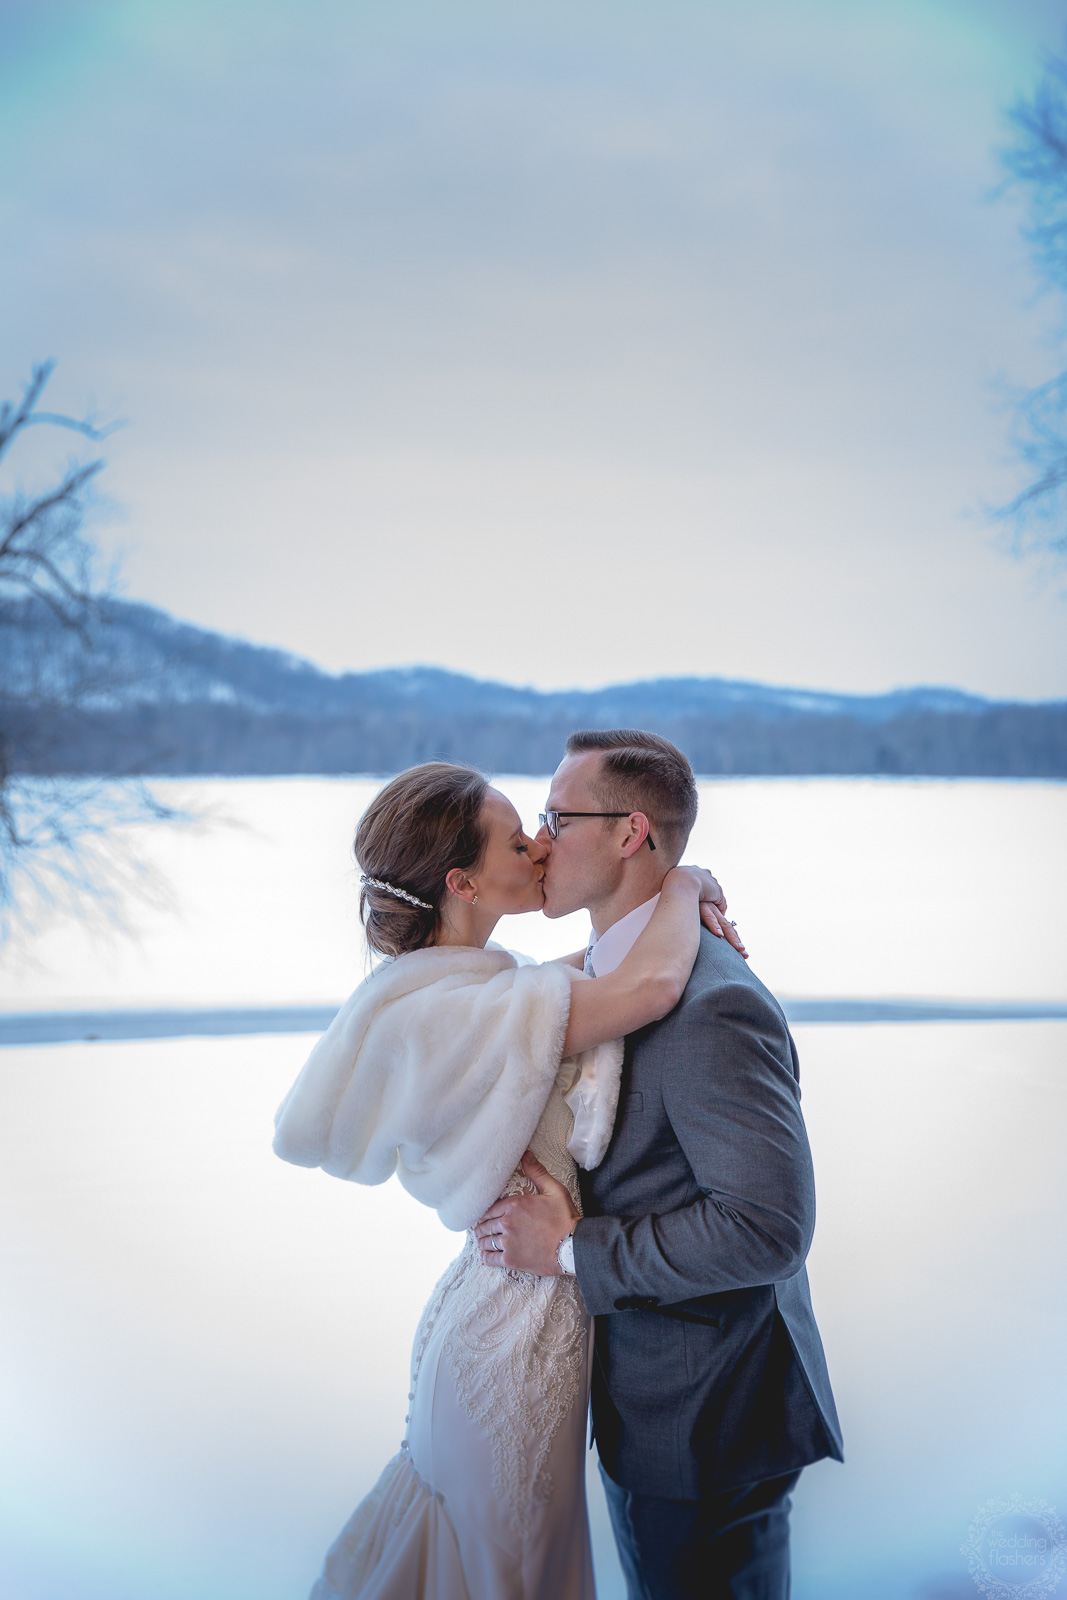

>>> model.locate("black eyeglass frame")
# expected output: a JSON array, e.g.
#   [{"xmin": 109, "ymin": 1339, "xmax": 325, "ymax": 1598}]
[{"xmin": 538, "ymin": 811, "xmax": 656, "ymax": 851}]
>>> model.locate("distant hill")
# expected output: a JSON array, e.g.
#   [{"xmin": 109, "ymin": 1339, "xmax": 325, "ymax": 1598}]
[{"xmin": 3, "ymin": 596, "xmax": 1065, "ymax": 777}]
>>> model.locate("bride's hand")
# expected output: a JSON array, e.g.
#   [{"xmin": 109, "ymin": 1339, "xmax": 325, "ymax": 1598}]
[{"xmin": 667, "ymin": 865, "xmax": 748, "ymax": 960}]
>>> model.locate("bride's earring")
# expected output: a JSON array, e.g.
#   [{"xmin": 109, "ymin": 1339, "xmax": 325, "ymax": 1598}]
[{"xmin": 471, "ymin": 894, "xmax": 479, "ymax": 905}]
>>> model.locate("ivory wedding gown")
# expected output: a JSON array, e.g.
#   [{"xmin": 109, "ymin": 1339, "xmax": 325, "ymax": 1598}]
[
  {"xmin": 272, "ymin": 943, "xmax": 622, "ymax": 1600},
  {"xmin": 312, "ymin": 1080, "xmax": 595, "ymax": 1600}
]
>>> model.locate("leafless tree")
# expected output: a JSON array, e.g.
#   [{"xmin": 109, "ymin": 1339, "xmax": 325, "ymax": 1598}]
[
  {"xmin": 997, "ymin": 52, "xmax": 1067, "ymax": 564},
  {"xmin": 0, "ymin": 361, "xmax": 183, "ymax": 944}
]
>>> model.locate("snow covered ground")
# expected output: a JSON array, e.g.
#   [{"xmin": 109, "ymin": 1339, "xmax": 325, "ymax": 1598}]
[{"xmin": 0, "ymin": 1022, "xmax": 1063, "ymax": 1599}]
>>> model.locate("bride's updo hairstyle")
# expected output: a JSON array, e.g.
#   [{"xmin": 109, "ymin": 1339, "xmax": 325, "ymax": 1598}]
[{"xmin": 355, "ymin": 762, "xmax": 490, "ymax": 959}]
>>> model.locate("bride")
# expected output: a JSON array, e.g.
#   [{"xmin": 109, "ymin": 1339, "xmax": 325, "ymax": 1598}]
[{"xmin": 273, "ymin": 761, "xmax": 734, "ymax": 1600}]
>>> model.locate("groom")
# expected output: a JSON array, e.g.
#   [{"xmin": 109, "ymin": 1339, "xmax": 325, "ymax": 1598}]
[{"xmin": 475, "ymin": 729, "xmax": 843, "ymax": 1599}]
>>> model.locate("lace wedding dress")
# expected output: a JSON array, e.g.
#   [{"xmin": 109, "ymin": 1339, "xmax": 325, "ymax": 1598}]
[
  {"xmin": 273, "ymin": 943, "xmax": 622, "ymax": 1600},
  {"xmin": 310, "ymin": 1075, "xmax": 595, "ymax": 1600}
]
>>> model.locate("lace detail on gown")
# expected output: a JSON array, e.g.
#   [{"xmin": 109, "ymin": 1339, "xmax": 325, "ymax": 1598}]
[
  {"xmin": 309, "ymin": 1069, "xmax": 595, "ymax": 1599},
  {"xmin": 439, "ymin": 1069, "xmax": 587, "ymax": 1533}
]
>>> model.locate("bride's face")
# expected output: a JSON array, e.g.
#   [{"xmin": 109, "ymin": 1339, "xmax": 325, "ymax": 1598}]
[{"xmin": 468, "ymin": 788, "xmax": 549, "ymax": 916}]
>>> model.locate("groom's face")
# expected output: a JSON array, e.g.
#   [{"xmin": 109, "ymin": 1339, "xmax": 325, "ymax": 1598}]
[{"xmin": 538, "ymin": 751, "xmax": 625, "ymax": 919}]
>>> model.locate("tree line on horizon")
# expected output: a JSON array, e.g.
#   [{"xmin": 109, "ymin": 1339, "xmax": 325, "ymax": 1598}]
[{"xmin": 6, "ymin": 684, "xmax": 1066, "ymax": 781}]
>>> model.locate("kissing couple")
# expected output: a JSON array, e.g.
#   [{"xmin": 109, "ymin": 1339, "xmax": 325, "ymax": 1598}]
[{"xmin": 274, "ymin": 728, "xmax": 843, "ymax": 1599}]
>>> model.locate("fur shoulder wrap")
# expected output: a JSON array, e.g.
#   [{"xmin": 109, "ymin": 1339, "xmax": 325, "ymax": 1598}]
[{"xmin": 272, "ymin": 944, "xmax": 622, "ymax": 1232}]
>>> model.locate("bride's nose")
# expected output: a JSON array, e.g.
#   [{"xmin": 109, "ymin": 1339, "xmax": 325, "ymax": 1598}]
[{"xmin": 530, "ymin": 833, "xmax": 550, "ymax": 864}]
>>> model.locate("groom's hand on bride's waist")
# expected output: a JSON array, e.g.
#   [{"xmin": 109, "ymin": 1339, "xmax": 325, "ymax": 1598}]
[{"xmin": 474, "ymin": 1152, "xmax": 579, "ymax": 1276}]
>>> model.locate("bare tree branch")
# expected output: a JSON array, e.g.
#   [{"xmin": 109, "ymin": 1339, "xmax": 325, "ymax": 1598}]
[
  {"xmin": 0, "ymin": 361, "xmax": 188, "ymax": 945},
  {"xmin": 1003, "ymin": 57, "xmax": 1067, "ymax": 289},
  {"xmin": 0, "ymin": 460, "xmax": 104, "ymax": 560},
  {"xmin": 0, "ymin": 360, "xmax": 124, "ymax": 468},
  {"xmin": 997, "ymin": 51, "xmax": 1067, "ymax": 563}
]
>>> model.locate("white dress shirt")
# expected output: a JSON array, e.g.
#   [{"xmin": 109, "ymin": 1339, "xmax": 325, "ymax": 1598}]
[{"xmin": 584, "ymin": 894, "xmax": 661, "ymax": 979}]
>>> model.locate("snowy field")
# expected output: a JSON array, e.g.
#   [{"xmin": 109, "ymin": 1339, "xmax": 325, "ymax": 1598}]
[
  {"xmin": 1, "ymin": 777, "xmax": 1065, "ymax": 1599},
  {"xmin": 1, "ymin": 1023, "xmax": 1064, "ymax": 1600}
]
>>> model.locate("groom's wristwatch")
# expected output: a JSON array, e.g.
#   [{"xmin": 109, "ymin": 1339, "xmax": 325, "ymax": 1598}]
[{"xmin": 556, "ymin": 1227, "xmax": 576, "ymax": 1275}]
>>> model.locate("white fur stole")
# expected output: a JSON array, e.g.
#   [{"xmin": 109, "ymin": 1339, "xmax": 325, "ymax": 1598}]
[{"xmin": 273, "ymin": 944, "xmax": 622, "ymax": 1232}]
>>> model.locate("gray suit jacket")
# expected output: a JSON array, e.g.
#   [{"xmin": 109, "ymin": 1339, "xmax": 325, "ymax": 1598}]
[{"xmin": 574, "ymin": 927, "xmax": 843, "ymax": 1499}]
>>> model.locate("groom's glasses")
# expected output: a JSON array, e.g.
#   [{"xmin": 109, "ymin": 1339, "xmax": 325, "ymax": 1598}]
[{"xmin": 538, "ymin": 812, "xmax": 656, "ymax": 851}]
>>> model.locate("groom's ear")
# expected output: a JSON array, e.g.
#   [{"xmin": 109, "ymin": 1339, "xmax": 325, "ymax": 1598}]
[{"xmin": 618, "ymin": 813, "xmax": 653, "ymax": 858}]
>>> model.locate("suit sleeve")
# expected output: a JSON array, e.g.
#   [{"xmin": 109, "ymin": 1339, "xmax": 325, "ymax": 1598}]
[{"xmin": 572, "ymin": 981, "xmax": 816, "ymax": 1315}]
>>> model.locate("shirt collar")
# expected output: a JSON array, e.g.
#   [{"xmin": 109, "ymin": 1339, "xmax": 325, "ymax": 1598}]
[{"xmin": 586, "ymin": 894, "xmax": 661, "ymax": 977}]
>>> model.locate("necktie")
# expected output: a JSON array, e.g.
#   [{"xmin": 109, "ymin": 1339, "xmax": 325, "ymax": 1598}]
[{"xmin": 583, "ymin": 945, "xmax": 596, "ymax": 976}]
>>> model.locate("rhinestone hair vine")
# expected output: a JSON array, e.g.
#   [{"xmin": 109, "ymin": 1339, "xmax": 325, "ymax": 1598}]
[{"xmin": 360, "ymin": 874, "xmax": 434, "ymax": 910}]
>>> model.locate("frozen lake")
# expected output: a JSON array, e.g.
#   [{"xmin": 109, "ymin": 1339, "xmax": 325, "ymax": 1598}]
[
  {"xmin": 1, "ymin": 777, "xmax": 1065, "ymax": 1598},
  {"xmin": 3, "ymin": 775, "xmax": 1066, "ymax": 1012}
]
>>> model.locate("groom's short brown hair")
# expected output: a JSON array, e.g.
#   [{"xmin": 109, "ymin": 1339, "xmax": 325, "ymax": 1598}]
[{"xmin": 564, "ymin": 728, "xmax": 698, "ymax": 865}]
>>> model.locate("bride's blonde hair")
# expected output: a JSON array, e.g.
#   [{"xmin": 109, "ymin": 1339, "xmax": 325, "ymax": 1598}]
[{"xmin": 355, "ymin": 762, "xmax": 489, "ymax": 959}]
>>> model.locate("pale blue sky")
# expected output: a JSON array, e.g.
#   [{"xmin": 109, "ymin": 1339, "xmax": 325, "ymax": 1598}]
[{"xmin": 3, "ymin": 0, "xmax": 1066, "ymax": 695}]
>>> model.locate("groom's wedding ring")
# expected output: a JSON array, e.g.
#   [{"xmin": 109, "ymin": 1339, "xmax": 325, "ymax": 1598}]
[{"xmin": 492, "ymin": 1235, "xmax": 502, "ymax": 1251}]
